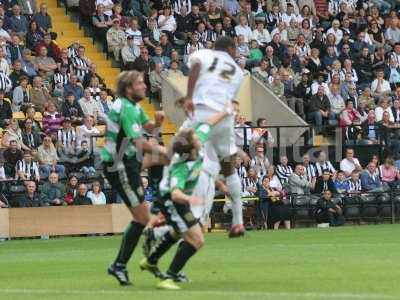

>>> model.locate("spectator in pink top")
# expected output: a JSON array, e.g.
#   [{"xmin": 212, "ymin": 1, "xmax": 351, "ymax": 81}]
[
  {"xmin": 379, "ymin": 158, "xmax": 400, "ymax": 189},
  {"xmin": 42, "ymin": 102, "xmax": 64, "ymax": 138}
]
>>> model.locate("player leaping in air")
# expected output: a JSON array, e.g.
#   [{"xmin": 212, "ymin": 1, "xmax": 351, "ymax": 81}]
[{"xmin": 180, "ymin": 36, "xmax": 245, "ymax": 237}]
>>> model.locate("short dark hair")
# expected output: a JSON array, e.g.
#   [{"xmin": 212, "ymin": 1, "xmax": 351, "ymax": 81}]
[{"xmin": 214, "ymin": 36, "xmax": 235, "ymax": 52}]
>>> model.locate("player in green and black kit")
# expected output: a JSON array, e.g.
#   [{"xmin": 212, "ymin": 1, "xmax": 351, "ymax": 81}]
[
  {"xmin": 139, "ymin": 109, "xmax": 230, "ymax": 290},
  {"xmin": 102, "ymin": 71, "xmax": 168, "ymax": 286}
]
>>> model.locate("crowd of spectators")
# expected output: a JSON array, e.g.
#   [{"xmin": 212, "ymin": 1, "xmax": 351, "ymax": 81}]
[
  {"xmin": 0, "ymin": 2, "xmax": 124, "ymax": 207},
  {"xmin": 2, "ymin": 0, "xmax": 400, "ymax": 224}
]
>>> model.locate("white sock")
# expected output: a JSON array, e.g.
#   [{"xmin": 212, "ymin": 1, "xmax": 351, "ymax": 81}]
[{"xmin": 226, "ymin": 174, "xmax": 243, "ymax": 225}]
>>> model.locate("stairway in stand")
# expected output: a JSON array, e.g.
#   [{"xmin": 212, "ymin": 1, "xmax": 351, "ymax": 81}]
[{"xmin": 43, "ymin": 0, "xmax": 176, "ymax": 144}]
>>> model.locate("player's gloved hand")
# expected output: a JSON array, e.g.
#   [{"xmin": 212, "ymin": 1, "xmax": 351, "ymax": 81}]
[{"xmin": 189, "ymin": 196, "xmax": 203, "ymax": 205}]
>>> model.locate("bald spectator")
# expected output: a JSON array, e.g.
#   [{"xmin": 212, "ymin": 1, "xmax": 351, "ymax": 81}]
[
  {"xmin": 30, "ymin": 76, "xmax": 54, "ymax": 113},
  {"xmin": 19, "ymin": 181, "xmax": 42, "ymax": 207},
  {"xmin": 33, "ymin": 3, "xmax": 52, "ymax": 34},
  {"xmin": 40, "ymin": 172, "xmax": 65, "ymax": 206},
  {"xmin": 34, "ymin": 45, "xmax": 57, "ymax": 76},
  {"xmin": 7, "ymin": 5, "xmax": 28, "ymax": 37}
]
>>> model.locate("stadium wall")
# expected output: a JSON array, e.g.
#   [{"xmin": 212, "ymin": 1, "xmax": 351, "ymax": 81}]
[{"xmin": 0, "ymin": 205, "xmax": 132, "ymax": 238}]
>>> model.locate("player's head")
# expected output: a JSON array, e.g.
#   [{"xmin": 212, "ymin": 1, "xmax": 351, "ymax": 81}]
[
  {"xmin": 214, "ymin": 36, "xmax": 236, "ymax": 58},
  {"xmin": 116, "ymin": 71, "xmax": 146, "ymax": 101},
  {"xmin": 172, "ymin": 128, "xmax": 200, "ymax": 159}
]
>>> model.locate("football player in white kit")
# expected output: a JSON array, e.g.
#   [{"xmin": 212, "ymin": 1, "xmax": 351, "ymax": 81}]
[{"xmin": 182, "ymin": 36, "xmax": 245, "ymax": 237}]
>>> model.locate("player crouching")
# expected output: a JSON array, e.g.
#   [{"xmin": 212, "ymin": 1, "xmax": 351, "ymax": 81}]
[{"xmin": 140, "ymin": 110, "xmax": 230, "ymax": 290}]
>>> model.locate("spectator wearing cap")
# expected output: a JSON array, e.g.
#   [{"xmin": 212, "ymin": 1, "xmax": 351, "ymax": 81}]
[
  {"xmin": 121, "ymin": 35, "xmax": 140, "ymax": 69},
  {"xmin": 106, "ymin": 18, "xmax": 126, "ymax": 62},
  {"xmin": 0, "ymin": 90, "xmax": 12, "ymax": 128},
  {"xmin": 22, "ymin": 118, "xmax": 42, "ymax": 150},
  {"xmin": 37, "ymin": 136, "xmax": 65, "ymax": 178}
]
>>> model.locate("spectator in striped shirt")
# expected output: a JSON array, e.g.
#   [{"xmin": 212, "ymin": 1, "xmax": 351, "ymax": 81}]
[
  {"xmin": 42, "ymin": 102, "xmax": 64, "ymax": 138},
  {"xmin": 315, "ymin": 151, "xmax": 336, "ymax": 178},
  {"xmin": 276, "ymin": 155, "xmax": 293, "ymax": 185},
  {"xmin": 72, "ymin": 46, "xmax": 92, "ymax": 81},
  {"xmin": 15, "ymin": 150, "xmax": 40, "ymax": 182},
  {"xmin": 347, "ymin": 171, "xmax": 362, "ymax": 194},
  {"xmin": 57, "ymin": 117, "xmax": 76, "ymax": 158},
  {"xmin": 303, "ymin": 153, "xmax": 317, "ymax": 190},
  {"xmin": 242, "ymin": 167, "xmax": 258, "ymax": 197}
]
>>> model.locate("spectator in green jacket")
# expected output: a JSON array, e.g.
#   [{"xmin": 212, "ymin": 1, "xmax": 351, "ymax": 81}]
[{"xmin": 40, "ymin": 172, "xmax": 65, "ymax": 206}]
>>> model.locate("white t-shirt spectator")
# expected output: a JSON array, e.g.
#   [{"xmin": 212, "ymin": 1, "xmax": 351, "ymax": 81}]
[
  {"xmin": 125, "ymin": 28, "xmax": 143, "ymax": 46},
  {"xmin": 235, "ymin": 25, "xmax": 252, "ymax": 43},
  {"xmin": 252, "ymin": 28, "xmax": 271, "ymax": 45},
  {"xmin": 158, "ymin": 15, "xmax": 176, "ymax": 32},
  {"xmin": 76, "ymin": 125, "xmax": 100, "ymax": 149},
  {"xmin": 371, "ymin": 79, "xmax": 391, "ymax": 96},
  {"xmin": 375, "ymin": 106, "xmax": 394, "ymax": 122},
  {"xmin": 87, "ymin": 191, "xmax": 107, "ymax": 205},
  {"xmin": 340, "ymin": 157, "xmax": 361, "ymax": 176},
  {"xmin": 326, "ymin": 27, "xmax": 343, "ymax": 45}
]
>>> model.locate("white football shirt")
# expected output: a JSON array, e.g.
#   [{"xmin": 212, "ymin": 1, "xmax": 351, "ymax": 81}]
[{"xmin": 188, "ymin": 49, "xmax": 244, "ymax": 112}]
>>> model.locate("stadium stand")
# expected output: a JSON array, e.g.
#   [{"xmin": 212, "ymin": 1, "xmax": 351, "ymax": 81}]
[{"xmin": 2, "ymin": 0, "xmax": 400, "ymax": 236}]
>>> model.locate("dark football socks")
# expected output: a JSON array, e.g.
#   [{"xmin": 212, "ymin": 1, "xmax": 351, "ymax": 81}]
[{"xmin": 114, "ymin": 221, "xmax": 145, "ymax": 267}]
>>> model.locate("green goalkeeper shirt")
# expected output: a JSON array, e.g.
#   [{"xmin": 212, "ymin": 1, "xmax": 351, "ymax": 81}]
[
  {"xmin": 160, "ymin": 123, "xmax": 212, "ymax": 198},
  {"xmin": 101, "ymin": 97, "xmax": 149, "ymax": 163}
]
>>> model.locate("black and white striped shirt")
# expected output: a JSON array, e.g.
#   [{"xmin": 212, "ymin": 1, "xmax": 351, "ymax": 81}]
[
  {"xmin": 236, "ymin": 165, "xmax": 247, "ymax": 180},
  {"xmin": 241, "ymin": 177, "xmax": 257, "ymax": 196},
  {"xmin": 348, "ymin": 179, "xmax": 362, "ymax": 193},
  {"xmin": 15, "ymin": 160, "xmax": 40, "ymax": 180},
  {"xmin": 57, "ymin": 128, "xmax": 76, "ymax": 149},
  {"xmin": 304, "ymin": 163, "xmax": 317, "ymax": 183},
  {"xmin": 0, "ymin": 72, "xmax": 12, "ymax": 92},
  {"xmin": 72, "ymin": 56, "xmax": 89, "ymax": 80},
  {"xmin": 172, "ymin": 0, "xmax": 192, "ymax": 14},
  {"xmin": 53, "ymin": 72, "xmax": 69, "ymax": 86},
  {"xmin": 315, "ymin": 161, "xmax": 336, "ymax": 177},
  {"xmin": 68, "ymin": 46, "xmax": 78, "ymax": 59},
  {"xmin": 276, "ymin": 164, "xmax": 293, "ymax": 184}
]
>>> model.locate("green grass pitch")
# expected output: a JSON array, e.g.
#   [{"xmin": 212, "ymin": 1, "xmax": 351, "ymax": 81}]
[{"xmin": 1, "ymin": 225, "xmax": 400, "ymax": 300}]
